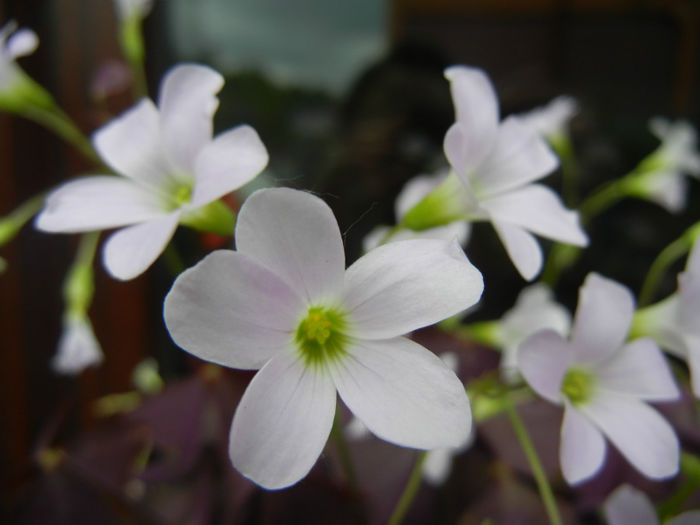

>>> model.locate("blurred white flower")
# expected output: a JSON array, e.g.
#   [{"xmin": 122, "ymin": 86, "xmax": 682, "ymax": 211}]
[
  {"xmin": 499, "ymin": 284, "xmax": 571, "ymax": 384},
  {"xmin": 114, "ymin": 0, "xmax": 154, "ymax": 20},
  {"xmin": 164, "ymin": 188, "xmax": 483, "ymax": 489},
  {"xmin": 363, "ymin": 171, "xmax": 470, "ymax": 252},
  {"xmin": 633, "ymin": 240, "xmax": 700, "ymax": 397},
  {"xmin": 604, "ymin": 484, "xmax": 700, "ymax": 525},
  {"xmin": 0, "ymin": 20, "xmax": 38, "ymax": 93},
  {"xmin": 631, "ymin": 118, "xmax": 700, "ymax": 212},
  {"xmin": 36, "ymin": 64, "xmax": 268, "ymax": 280},
  {"xmin": 52, "ymin": 316, "xmax": 103, "ymax": 375},
  {"xmin": 518, "ymin": 95, "xmax": 579, "ymax": 144},
  {"xmin": 519, "ymin": 273, "xmax": 680, "ymax": 485},
  {"xmin": 430, "ymin": 66, "xmax": 587, "ymax": 280}
]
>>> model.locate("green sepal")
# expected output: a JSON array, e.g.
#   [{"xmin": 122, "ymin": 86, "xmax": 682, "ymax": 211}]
[
  {"xmin": 401, "ymin": 173, "xmax": 472, "ymax": 231},
  {"xmin": 179, "ymin": 200, "xmax": 237, "ymax": 236}
]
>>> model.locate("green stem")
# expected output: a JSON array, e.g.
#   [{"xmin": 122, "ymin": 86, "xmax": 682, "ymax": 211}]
[
  {"xmin": 20, "ymin": 104, "xmax": 100, "ymax": 164},
  {"xmin": 578, "ymin": 179, "xmax": 627, "ymax": 222},
  {"xmin": 162, "ymin": 243, "xmax": 185, "ymax": 277},
  {"xmin": 386, "ymin": 452, "xmax": 426, "ymax": 525},
  {"xmin": 331, "ymin": 411, "xmax": 357, "ymax": 490},
  {"xmin": 658, "ymin": 452, "xmax": 700, "ymax": 521},
  {"xmin": 503, "ymin": 394, "xmax": 562, "ymax": 525},
  {"xmin": 638, "ymin": 221, "xmax": 700, "ymax": 307},
  {"xmin": 0, "ymin": 193, "xmax": 46, "ymax": 246}
]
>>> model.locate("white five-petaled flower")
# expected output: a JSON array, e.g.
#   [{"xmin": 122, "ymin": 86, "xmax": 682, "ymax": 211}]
[
  {"xmin": 36, "ymin": 64, "xmax": 269, "ymax": 280},
  {"xmin": 52, "ymin": 316, "xmax": 103, "ymax": 375},
  {"xmin": 634, "ymin": 118, "xmax": 700, "ymax": 213},
  {"xmin": 363, "ymin": 170, "xmax": 470, "ymax": 252},
  {"xmin": 164, "ymin": 187, "xmax": 483, "ymax": 490},
  {"xmin": 0, "ymin": 20, "xmax": 38, "ymax": 93},
  {"xmin": 633, "ymin": 240, "xmax": 700, "ymax": 397},
  {"xmin": 604, "ymin": 484, "xmax": 700, "ymax": 525},
  {"xmin": 518, "ymin": 95, "xmax": 579, "ymax": 145},
  {"xmin": 518, "ymin": 273, "xmax": 680, "ymax": 485},
  {"xmin": 442, "ymin": 66, "xmax": 588, "ymax": 280},
  {"xmin": 498, "ymin": 284, "xmax": 571, "ymax": 384}
]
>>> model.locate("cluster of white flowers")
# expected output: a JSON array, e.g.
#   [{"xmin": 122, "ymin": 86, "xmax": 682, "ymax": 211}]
[{"xmin": 5, "ymin": 15, "xmax": 700, "ymax": 519}]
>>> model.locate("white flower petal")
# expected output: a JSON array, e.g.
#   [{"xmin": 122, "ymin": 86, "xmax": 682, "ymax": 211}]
[
  {"xmin": 596, "ymin": 338, "xmax": 680, "ymax": 401},
  {"xmin": 492, "ymin": 221, "xmax": 543, "ymax": 281},
  {"xmin": 191, "ymin": 125, "xmax": 268, "ymax": 207},
  {"xmin": 570, "ymin": 273, "xmax": 635, "ymax": 364},
  {"xmin": 642, "ymin": 171, "xmax": 687, "ymax": 213},
  {"xmin": 6, "ymin": 28, "xmax": 38, "ymax": 59},
  {"xmin": 475, "ymin": 117, "xmax": 559, "ymax": 197},
  {"xmin": 481, "ymin": 184, "xmax": 587, "ymax": 245},
  {"xmin": 102, "ymin": 213, "xmax": 179, "ymax": 280},
  {"xmin": 35, "ymin": 176, "xmax": 165, "ymax": 232},
  {"xmin": 164, "ymin": 250, "xmax": 304, "ymax": 370},
  {"xmin": 518, "ymin": 96, "xmax": 579, "ymax": 140},
  {"xmin": 686, "ymin": 337, "xmax": 700, "ymax": 397},
  {"xmin": 395, "ymin": 172, "xmax": 446, "ymax": 218},
  {"xmin": 581, "ymin": 393, "xmax": 679, "ymax": 480},
  {"xmin": 229, "ymin": 351, "xmax": 336, "ymax": 490},
  {"xmin": 158, "ymin": 64, "xmax": 224, "ymax": 173},
  {"xmin": 518, "ymin": 329, "xmax": 572, "ymax": 404},
  {"xmin": 560, "ymin": 403, "xmax": 607, "ymax": 485},
  {"xmin": 668, "ymin": 512, "xmax": 700, "ymax": 525},
  {"xmin": 604, "ymin": 485, "xmax": 659, "ymax": 525},
  {"xmin": 331, "ymin": 336, "xmax": 471, "ymax": 449},
  {"xmin": 235, "ymin": 188, "xmax": 345, "ymax": 303},
  {"xmin": 342, "ymin": 238, "xmax": 483, "ymax": 339},
  {"xmin": 52, "ymin": 318, "xmax": 103, "ymax": 375},
  {"xmin": 444, "ymin": 66, "xmax": 499, "ymax": 171},
  {"xmin": 93, "ymin": 99, "xmax": 170, "ymax": 185}
]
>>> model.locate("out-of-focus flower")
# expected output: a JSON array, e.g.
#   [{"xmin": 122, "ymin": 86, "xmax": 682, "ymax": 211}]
[
  {"xmin": 114, "ymin": 0, "xmax": 154, "ymax": 21},
  {"xmin": 498, "ymin": 284, "xmax": 571, "ymax": 384},
  {"xmin": 53, "ymin": 233, "xmax": 102, "ymax": 375},
  {"xmin": 0, "ymin": 20, "xmax": 37, "ymax": 93},
  {"xmin": 633, "ymin": 240, "xmax": 700, "ymax": 397},
  {"xmin": 36, "ymin": 64, "xmax": 268, "ymax": 280},
  {"xmin": 518, "ymin": 95, "xmax": 579, "ymax": 147},
  {"xmin": 363, "ymin": 170, "xmax": 470, "ymax": 252},
  {"xmin": 403, "ymin": 66, "xmax": 588, "ymax": 280},
  {"xmin": 52, "ymin": 316, "xmax": 103, "ymax": 374},
  {"xmin": 519, "ymin": 273, "xmax": 680, "ymax": 485},
  {"xmin": 346, "ymin": 352, "xmax": 474, "ymax": 485},
  {"xmin": 604, "ymin": 484, "xmax": 700, "ymax": 525},
  {"xmin": 164, "ymin": 187, "xmax": 483, "ymax": 489},
  {"xmin": 627, "ymin": 119, "xmax": 700, "ymax": 213}
]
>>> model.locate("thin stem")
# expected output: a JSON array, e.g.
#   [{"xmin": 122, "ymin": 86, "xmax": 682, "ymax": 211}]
[
  {"xmin": 638, "ymin": 221, "xmax": 700, "ymax": 307},
  {"xmin": 386, "ymin": 452, "xmax": 426, "ymax": 525},
  {"xmin": 20, "ymin": 104, "xmax": 100, "ymax": 164},
  {"xmin": 503, "ymin": 394, "xmax": 563, "ymax": 525},
  {"xmin": 331, "ymin": 411, "xmax": 357, "ymax": 490},
  {"xmin": 658, "ymin": 453, "xmax": 700, "ymax": 521},
  {"xmin": 162, "ymin": 243, "xmax": 185, "ymax": 277},
  {"xmin": 0, "ymin": 193, "xmax": 46, "ymax": 245}
]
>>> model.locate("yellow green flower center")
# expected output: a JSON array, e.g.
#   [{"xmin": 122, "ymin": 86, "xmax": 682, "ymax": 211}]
[
  {"xmin": 172, "ymin": 184, "xmax": 192, "ymax": 207},
  {"xmin": 295, "ymin": 306, "xmax": 348, "ymax": 367},
  {"xmin": 561, "ymin": 367, "xmax": 595, "ymax": 406}
]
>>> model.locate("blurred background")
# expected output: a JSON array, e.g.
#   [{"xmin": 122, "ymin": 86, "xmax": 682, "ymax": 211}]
[{"xmin": 1, "ymin": 0, "xmax": 699, "ymax": 523}]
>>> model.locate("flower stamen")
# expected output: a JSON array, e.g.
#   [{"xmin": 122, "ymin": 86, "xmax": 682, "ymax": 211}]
[
  {"xmin": 561, "ymin": 367, "xmax": 595, "ymax": 405},
  {"xmin": 295, "ymin": 306, "xmax": 348, "ymax": 368}
]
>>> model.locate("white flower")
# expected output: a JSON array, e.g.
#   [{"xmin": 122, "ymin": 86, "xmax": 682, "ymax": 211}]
[
  {"xmin": 518, "ymin": 273, "xmax": 680, "ymax": 485},
  {"xmin": 518, "ymin": 95, "xmax": 579, "ymax": 144},
  {"xmin": 363, "ymin": 171, "xmax": 470, "ymax": 252},
  {"xmin": 633, "ymin": 240, "xmax": 700, "ymax": 397},
  {"xmin": 0, "ymin": 21, "xmax": 38, "ymax": 93},
  {"xmin": 499, "ymin": 284, "xmax": 571, "ymax": 384},
  {"xmin": 604, "ymin": 484, "xmax": 700, "ymax": 525},
  {"xmin": 163, "ymin": 187, "xmax": 483, "ymax": 489},
  {"xmin": 442, "ymin": 66, "xmax": 588, "ymax": 280},
  {"xmin": 36, "ymin": 64, "xmax": 268, "ymax": 280},
  {"xmin": 634, "ymin": 118, "xmax": 700, "ymax": 212},
  {"xmin": 114, "ymin": 0, "xmax": 154, "ymax": 20},
  {"xmin": 345, "ymin": 352, "xmax": 474, "ymax": 486},
  {"xmin": 52, "ymin": 316, "xmax": 103, "ymax": 375}
]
